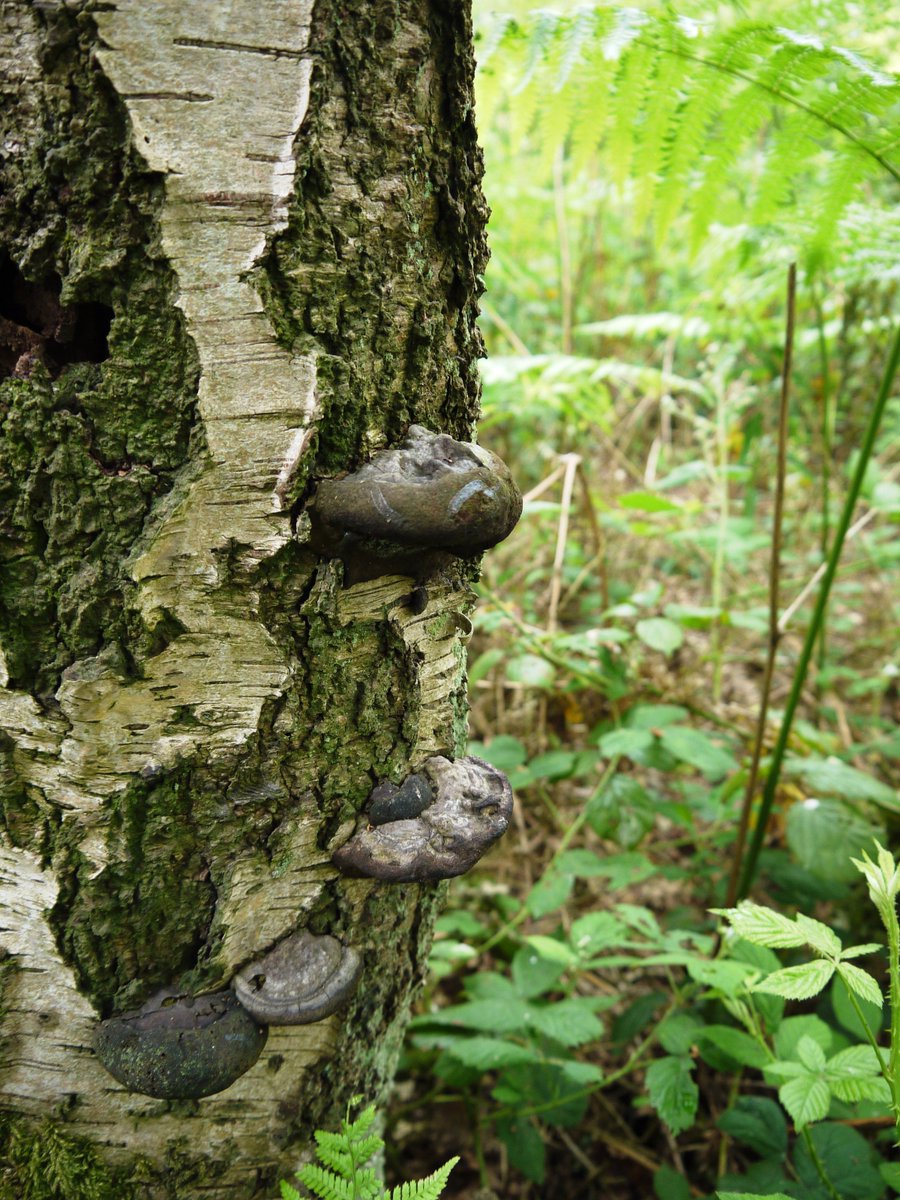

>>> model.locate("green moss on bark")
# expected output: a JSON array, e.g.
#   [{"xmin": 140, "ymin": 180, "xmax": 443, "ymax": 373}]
[
  {"xmin": 252, "ymin": 0, "xmax": 489, "ymax": 487},
  {"xmin": 0, "ymin": 4, "xmax": 201, "ymax": 698},
  {"xmin": 0, "ymin": 1114, "xmax": 128, "ymax": 1200}
]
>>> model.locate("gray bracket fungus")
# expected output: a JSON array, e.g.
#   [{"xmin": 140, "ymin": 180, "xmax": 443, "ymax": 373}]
[
  {"xmin": 93, "ymin": 989, "xmax": 267, "ymax": 1100},
  {"xmin": 232, "ymin": 931, "xmax": 362, "ymax": 1026},
  {"xmin": 332, "ymin": 755, "xmax": 513, "ymax": 883},
  {"xmin": 312, "ymin": 425, "xmax": 522, "ymax": 553}
]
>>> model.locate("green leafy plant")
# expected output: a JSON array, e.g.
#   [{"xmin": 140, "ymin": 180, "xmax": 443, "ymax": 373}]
[
  {"xmin": 477, "ymin": 4, "xmax": 900, "ymax": 264},
  {"xmin": 279, "ymin": 1099, "xmax": 458, "ymax": 1200},
  {"xmin": 715, "ymin": 835, "xmax": 897, "ymax": 1152}
]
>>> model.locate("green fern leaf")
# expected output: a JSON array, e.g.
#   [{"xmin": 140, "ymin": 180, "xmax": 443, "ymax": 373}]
[
  {"xmin": 479, "ymin": 6, "xmax": 900, "ymax": 259},
  {"xmin": 632, "ymin": 23, "xmax": 690, "ymax": 226},
  {"xmin": 807, "ymin": 142, "xmax": 873, "ymax": 269},
  {"xmin": 343, "ymin": 1102, "xmax": 378, "ymax": 1141},
  {"xmin": 557, "ymin": 6, "xmax": 603, "ymax": 89},
  {"xmin": 608, "ymin": 32, "xmax": 655, "ymax": 194},
  {"xmin": 568, "ymin": 26, "xmax": 618, "ymax": 172},
  {"xmin": 751, "ymin": 109, "xmax": 823, "ymax": 227},
  {"xmin": 280, "ymin": 1182, "xmax": 302, "ymax": 1200},
  {"xmin": 386, "ymin": 1156, "xmax": 459, "ymax": 1200},
  {"xmin": 687, "ymin": 82, "xmax": 773, "ymax": 251},
  {"xmin": 297, "ymin": 1163, "xmax": 358, "ymax": 1200}
]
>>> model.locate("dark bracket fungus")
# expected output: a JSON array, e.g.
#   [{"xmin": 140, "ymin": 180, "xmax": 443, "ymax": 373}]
[
  {"xmin": 332, "ymin": 755, "xmax": 513, "ymax": 882},
  {"xmin": 312, "ymin": 425, "xmax": 522, "ymax": 553},
  {"xmin": 367, "ymin": 772, "xmax": 433, "ymax": 826},
  {"xmin": 93, "ymin": 989, "xmax": 267, "ymax": 1100},
  {"xmin": 233, "ymin": 931, "xmax": 363, "ymax": 1025}
]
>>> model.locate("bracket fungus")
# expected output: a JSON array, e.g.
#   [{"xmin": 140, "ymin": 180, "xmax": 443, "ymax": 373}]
[
  {"xmin": 233, "ymin": 931, "xmax": 363, "ymax": 1025},
  {"xmin": 367, "ymin": 772, "xmax": 433, "ymax": 826},
  {"xmin": 312, "ymin": 425, "xmax": 522, "ymax": 553},
  {"xmin": 93, "ymin": 989, "xmax": 267, "ymax": 1100},
  {"xmin": 333, "ymin": 755, "xmax": 513, "ymax": 882}
]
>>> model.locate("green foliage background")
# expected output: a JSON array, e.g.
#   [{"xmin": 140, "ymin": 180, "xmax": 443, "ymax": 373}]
[{"xmin": 389, "ymin": 1, "xmax": 900, "ymax": 1198}]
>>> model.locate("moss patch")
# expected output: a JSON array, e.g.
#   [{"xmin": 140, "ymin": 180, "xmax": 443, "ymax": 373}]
[
  {"xmin": 0, "ymin": 1114, "xmax": 128, "ymax": 1200},
  {"xmin": 0, "ymin": 4, "xmax": 201, "ymax": 698}
]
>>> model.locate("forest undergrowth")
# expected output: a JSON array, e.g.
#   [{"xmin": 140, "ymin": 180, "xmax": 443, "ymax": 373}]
[{"xmin": 381, "ymin": 1, "xmax": 900, "ymax": 1197}]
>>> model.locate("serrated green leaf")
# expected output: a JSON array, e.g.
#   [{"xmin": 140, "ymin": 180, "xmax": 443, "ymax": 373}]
[
  {"xmin": 659, "ymin": 726, "xmax": 737, "ymax": 779},
  {"xmin": 787, "ymin": 755, "xmax": 899, "ymax": 809},
  {"xmin": 512, "ymin": 943, "xmax": 567, "ymax": 999},
  {"xmin": 431, "ymin": 997, "xmax": 530, "ymax": 1034},
  {"xmin": 716, "ymin": 1096, "xmax": 788, "ymax": 1158},
  {"xmin": 445, "ymin": 1037, "xmax": 537, "ymax": 1071},
  {"xmin": 526, "ymin": 999, "xmax": 605, "ymax": 1047},
  {"xmin": 786, "ymin": 796, "xmax": 886, "ymax": 883},
  {"xmin": 526, "ymin": 870, "xmax": 574, "ymax": 918},
  {"xmin": 496, "ymin": 1117, "xmax": 545, "ymax": 1184},
  {"xmin": 636, "ymin": 617, "xmax": 685, "ymax": 655},
  {"xmin": 645, "ymin": 1056, "xmax": 698, "ymax": 1136},
  {"xmin": 713, "ymin": 901, "xmax": 805, "ymax": 947},
  {"xmin": 474, "ymin": 735, "xmax": 527, "ymax": 771},
  {"xmin": 836, "ymin": 961, "xmax": 884, "ymax": 1008},
  {"xmin": 598, "ymin": 727, "xmax": 654, "ymax": 757},
  {"xmin": 505, "ymin": 654, "xmax": 556, "ymax": 688},
  {"xmin": 795, "ymin": 1035, "xmax": 826, "ymax": 1071},
  {"xmin": 684, "ymin": 957, "xmax": 755, "ymax": 996},
  {"xmin": 558, "ymin": 1059, "xmax": 605, "ymax": 1086},
  {"xmin": 527, "ymin": 750, "xmax": 578, "ymax": 780},
  {"xmin": 841, "ymin": 943, "xmax": 883, "ymax": 959},
  {"xmin": 829, "ymin": 1074, "xmax": 891, "ymax": 1104},
  {"xmin": 526, "ymin": 934, "xmax": 578, "ymax": 966},
  {"xmin": 774, "ymin": 1015, "xmax": 834, "ymax": 1060},
  {"xmin": 625, "ymin": 704, "xmax": 690, "ymax": 729},
  {"xmin": 752, "ymin": 959, "xmax": 835, "ymax": 1000},
  {"xmin": 570, "ymin": 911, "xmax": 628, "ymax": 956},
  {"xmin": 717, "ymin": 1194, "xmax": 793, "ymax": 1200},
  {"xmin": 654, "ymin": 1164, "xmax": 692, "ymax": 1200},
  {"xmin": 657, "ymin": 1012, "xmax": 704, "ymax": 1055},
  {"xmin": 795, "ymin": 1122, "xmax": 887, "ymax": 1198},
  {"xmin": 697, "ymin": 1025, "xmax": 769, "ymax": 1069},
  {"xmin": 779, "ymin": 1073, "xmax": 831, "ymax": 1129},
  {"xmin": 794, "ymin": 913, "xmax": 842, "ymax": 957}
]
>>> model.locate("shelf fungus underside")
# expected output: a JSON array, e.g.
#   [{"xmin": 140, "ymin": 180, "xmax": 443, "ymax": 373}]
[
  {"xmin": 233, "ymin": 931, "xmax": 363, "ymax": 1025},
  {"xmin": 93, "ymin": 989, "xmax": 267, "ymax": 1100},
  {"xmin": 312, "ymin": 425, "xmax": 522, "ymax": 553},
  {"xmin": 333, "ymin": 755, "xmax": 513, "ymax": 882}
]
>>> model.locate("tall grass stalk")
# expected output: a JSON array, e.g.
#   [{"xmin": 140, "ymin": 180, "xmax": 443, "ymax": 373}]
[{"xmin": 737, "ymin": 325, "xmax": 900, "ymax": 897}]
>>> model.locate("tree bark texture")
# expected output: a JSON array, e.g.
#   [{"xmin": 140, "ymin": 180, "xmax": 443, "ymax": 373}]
[{"xmin": 0, "ymin": 0, "xmax": 488, "ymax": 1194}]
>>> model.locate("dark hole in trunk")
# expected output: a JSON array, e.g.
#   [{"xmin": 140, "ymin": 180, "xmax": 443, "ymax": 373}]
[{"xmin": 0, "ymin": 253, "xmax": 112, "ymax": 378}]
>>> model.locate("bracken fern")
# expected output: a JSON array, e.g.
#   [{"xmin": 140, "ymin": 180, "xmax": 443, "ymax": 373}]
[{"xmin": 476, "ymin": 4, "xmax": 900, "ymax": 263}]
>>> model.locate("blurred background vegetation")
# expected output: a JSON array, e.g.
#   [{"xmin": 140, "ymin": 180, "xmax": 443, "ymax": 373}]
[{"xmin": 386, "ymin": 2, "xmax": 899, "ymax": 1197}]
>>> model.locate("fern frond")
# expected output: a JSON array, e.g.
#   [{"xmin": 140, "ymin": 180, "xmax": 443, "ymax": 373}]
[
  {"xmin": 568, "ymin": 30, "xmax": 617, "ymax": 172},
  {"xmin": 632, "ymin": 23, "xmax": 690, "ymax": 225},
  {"xmin": 343, "ymin": 1102, "xmax": 378, "ymax": 1141},
  {"xmin": 808, "ymin": 142, "xmax": 873, "ymax": 269},
  {"xmin": 477, "ymin": 4, "xmax": 900, "ymax": 261},
  {"xmin": 386, "ymin": 1156, "xmax": 459, "ymax": 1200},
  {"xmin": 296, "ymin": 1163, "xmax": 358, "ymax": 1200},
  {"xmin": 280, "ymin": 1182, "xmax": 302, "ymax": 1200},
  {"xmin": 607, "ymin": 34, "xmax": 654, "ymax": 192},
  {"xmin": 311, "ymin": 1130, "xmax": 353, "ymax": 1177}
]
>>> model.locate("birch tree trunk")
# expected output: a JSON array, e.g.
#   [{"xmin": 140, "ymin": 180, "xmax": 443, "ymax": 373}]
[{"xmin": 0, "ymin": 0, "xmax": 489, "ymax": 1194}]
